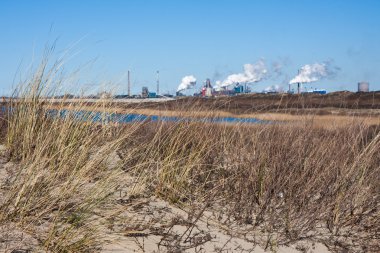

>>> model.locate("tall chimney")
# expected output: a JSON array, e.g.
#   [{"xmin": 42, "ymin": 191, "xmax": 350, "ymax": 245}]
[
  {"xmin": 297, "ymin": 69, "xmax": 301, "ymax": 94},
  {"xmin": 127, "ymin": 70, "xmax": 131, "ymax": 97}
]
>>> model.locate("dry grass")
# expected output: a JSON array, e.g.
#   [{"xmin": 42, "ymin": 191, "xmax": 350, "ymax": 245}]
[
  {"xmin": 0, "ymin": 53, "xmax": 141, "ymax": 252},
  {"xmin": 0, "ymin": 51, "xmax": 379, "ymax": 252},
  {"xmin": 118, "ymin": 116, "xmax": 380, "ymax": 252},
  {"xmin": 254, "ymin": 113, "xmax": 380, "ymax": 129}
]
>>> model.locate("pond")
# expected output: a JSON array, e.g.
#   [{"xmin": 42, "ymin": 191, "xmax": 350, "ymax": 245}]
[{"xmin": 46, "ymin": 109, "xmax": 269, "ymax": 124}]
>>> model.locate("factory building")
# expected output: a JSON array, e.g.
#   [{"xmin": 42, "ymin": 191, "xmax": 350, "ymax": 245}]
[
  {"xmin": 358, "ymin": 82, "xmax": 369, "ymax": 92},
  {"xmin": 142, "ymin": 87, "xmax": 149, "ymax": 98},
  {"xmin": 312, "ymin": 89, "xmax": 327, "ymax": 95},
  {"xmin": 234, "ymin": 84, "xmax": 244, "ymax": 94},
  {"xmin": 142, "ymin": 86, "xmax": 157, "ymax": 98},
  {"xmin": 201, "ymin": 78, "xmax": 213, "ymax": 97},
  {"xmin": 196, "ymin": 80, "xmax": 253, "ymax": 97}
]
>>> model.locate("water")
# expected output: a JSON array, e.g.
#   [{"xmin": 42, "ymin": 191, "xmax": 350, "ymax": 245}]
[
  {"xmin": 1, "ymin": 106, "xmax": 268, "ymax": 124},
  {"xmin": 46, "ymin": 109, "xmax": 269, "ymax": 124}
]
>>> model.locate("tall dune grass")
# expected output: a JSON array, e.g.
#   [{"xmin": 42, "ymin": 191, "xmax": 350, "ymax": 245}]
[
  {"xmin": 0, "ymin": 50, "xmax": 379, "ymax": 252},
  {"xmin": 0, "ymin": 54, "xmax": 140, "ymax": 252}
]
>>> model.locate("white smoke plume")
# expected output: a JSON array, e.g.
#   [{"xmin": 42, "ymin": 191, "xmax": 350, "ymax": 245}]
[
  {"xmin": 213, "ymin": 81, "xmax": 224, "ymax": 91},
  {"xmin": 289, "ymin": 61, "xmax": 340, "ymax": 84},
  {"xmin": 264, "ymin": 85, "xmax": 283, "ymax": 93},
  {"xmin": 219, "ymin": 60, "xmax": 268, "ymax": 88},
  {"xmin": 177, "ymin": 75, "xmax": 197, "ymax": 92}
]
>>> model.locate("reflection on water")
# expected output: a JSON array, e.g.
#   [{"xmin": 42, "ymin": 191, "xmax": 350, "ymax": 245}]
[
  {"xmin": 46, "ymin": 109, "xmax": 269, "ymax": 124},
  {"xmin": 1, "ymin": 106, "xmax": 268, "ymax": 124}
]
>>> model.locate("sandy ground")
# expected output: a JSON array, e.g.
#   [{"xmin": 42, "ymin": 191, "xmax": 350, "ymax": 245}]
[
  {"xmin": 99, "ymin": 153, "xmax": 332, "ymax": 253},
  {"xmin": 100, "ymin": 196, "xmax": 330, "ymax": 253},
  {"xmin": 0, "ymin": 145, "xmax": 40, "ymax": 252},
  {"xmin": 0, "ymin": 146, "xmax": 332, "ymax": 253}
]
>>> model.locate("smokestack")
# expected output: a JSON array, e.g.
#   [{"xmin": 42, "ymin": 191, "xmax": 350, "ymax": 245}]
[
  {"xmin": 297, "ymin": 69, "xmax": 300, "ymax": 94},
  {"xmin": 156, "ymin": 70, "xmax": 160, "ymax": 95},
  {"xmin": 127, "ymin": 70, "xmax": 131, "ymax": 97},
  {"xmin": 206, "ymin": 78, "xmax": 211, "ymax": 88}
]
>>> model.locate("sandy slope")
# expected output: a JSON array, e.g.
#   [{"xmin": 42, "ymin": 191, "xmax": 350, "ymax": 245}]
[
  {"xmin": 0, "ymin": 147, "xmax": 331, "ymax": 253},
  {"xmin": 100, "ymin": 196, "xmax": 330, "ymax": 253}
]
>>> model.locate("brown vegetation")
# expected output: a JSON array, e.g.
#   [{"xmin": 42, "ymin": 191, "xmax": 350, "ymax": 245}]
[
  {"xmin": 0, "ymin": 56, "xmax": 379, "ymax": 252},
  {"xmin": 117, "ymin": 119, "xmax": 380, "ymax": 252},
  {"xmin": 114, "ymin": 91, "xmax": 380, "ymax": 113}
]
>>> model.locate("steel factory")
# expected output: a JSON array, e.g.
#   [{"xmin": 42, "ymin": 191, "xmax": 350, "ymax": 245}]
[
  {"xmin": 135, "ymin": 77, "xmax": 371, "ymax": 99},
  {"xmin": 109, "ymin": 64, "xmax": 373, "ymax": 100}
]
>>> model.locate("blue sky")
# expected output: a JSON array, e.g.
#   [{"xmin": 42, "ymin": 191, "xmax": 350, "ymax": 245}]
[{"xmin": 1, "ymin": 0, "xmax": 380, "ymax": 95}]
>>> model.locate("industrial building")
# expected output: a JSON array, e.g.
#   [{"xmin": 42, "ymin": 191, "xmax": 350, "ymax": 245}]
[
  {"xmin": 201, "ymin": 79, "xmax": 213, "ymax": 97},
  {"xmin": 117, "ymin": 70, "xmax": 338, "ymax": 99},
  {"xmin": 195, "ymin": 79, "xmax": 251, "ymax": 98},
  {"xmin": 358, "ymin": 82, "xmax": 369, "ymax": 92},
  {"xmin": 141, "ymin": 86, "xmax": 157, "ymax": 98}
]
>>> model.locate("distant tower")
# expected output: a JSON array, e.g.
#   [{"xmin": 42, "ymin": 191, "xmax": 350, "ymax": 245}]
[
  {"xmin": 358, "ymin": 82, "xmax": 369, "ymax": 92},
  {"xmin": 156, "ymin": 70, "xmax": 160, "ymax": 95},
  {"xmin": 205, "ymin": 78, "xmax": 213, "ymax": 97},
  {"xmin": 127, "ymin": 70, "xmax": 131, "ymax": 97},
  {"xmin": 206, "ymin": 78, "xmax": 212, "ymax": 88},
  {"xmin": 142, "ymin": 86, "xmax": 149, "ymax": 98},
  {"xmin": 297, "ymin": 69, "xmax": 301, "ymax": 94}
]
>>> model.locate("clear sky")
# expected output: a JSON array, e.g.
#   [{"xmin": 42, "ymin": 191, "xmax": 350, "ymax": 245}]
[{"xmin": 1, "ymin": 0, "xmax": 380, "ymax": 95}]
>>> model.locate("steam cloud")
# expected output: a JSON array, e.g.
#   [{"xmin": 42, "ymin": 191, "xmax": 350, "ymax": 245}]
[
  {"xmin": 177, "ymin": 75, "xmax": 197, "ymax": 92},
  {"xmin": 264, "ymin": 85, "xmax": 283, "ymax": 93},
  {"xmin": 219, "ymin": 60, "xmax": 268, "ymax": 88},
  {"xmin": 289, "ymin": 61, "xmax": 340, "ymax": 84},
  {"xmin": 214, "ymin": 81, "xmax": 223, "ymax": 91}
]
